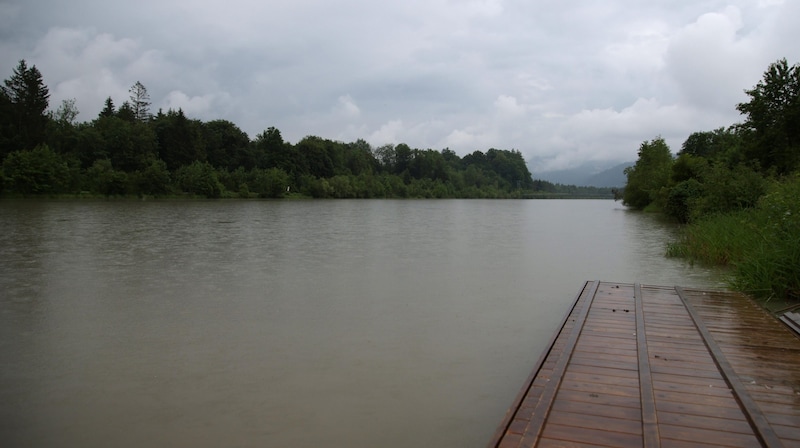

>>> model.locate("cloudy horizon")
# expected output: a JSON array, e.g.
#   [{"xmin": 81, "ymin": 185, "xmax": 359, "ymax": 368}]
[{"xmin": 1, "ymin": 0, "xmax": 798, "ymax": 172}]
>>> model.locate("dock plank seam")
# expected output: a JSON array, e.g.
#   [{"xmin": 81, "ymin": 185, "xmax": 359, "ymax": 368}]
[
  {"xmin": 674, "ymin": 286, "xmax": 785, "ymax": 448},
  {"xmin": 635, "ymin": 283, "xmax": 660, "ymax": 448},
  {"xmin": 520, "ymin": 280, "xmax": 600, "ymax": 445}
]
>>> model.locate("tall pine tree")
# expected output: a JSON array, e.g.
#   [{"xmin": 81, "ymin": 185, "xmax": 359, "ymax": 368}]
[{"xmin": 1, "ymin": 60, "xmax": 50, "ymax": 152}]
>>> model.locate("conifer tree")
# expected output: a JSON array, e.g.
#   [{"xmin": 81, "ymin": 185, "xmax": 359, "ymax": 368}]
[
  {"xmin": 1, "ymin": 59, "xmax": 50, "ymax": 150},
  {"xmin": 99, "ymin": 96, "xmax": 116, "ymax": 118}
]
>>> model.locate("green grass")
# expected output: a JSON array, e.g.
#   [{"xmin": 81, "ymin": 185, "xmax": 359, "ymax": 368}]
[
  {"xmin": 666, "ymin": 210, "xmax": 759, "ymax": 265},
  {"xmin": 666, "ymin": 176, "xmax": 800, "ymax": 301}
]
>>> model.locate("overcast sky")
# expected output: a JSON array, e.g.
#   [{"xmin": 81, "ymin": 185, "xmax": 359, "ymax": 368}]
[{"xmin": 1, "ymin": 0, "xmax": 797, "ymax": 171}]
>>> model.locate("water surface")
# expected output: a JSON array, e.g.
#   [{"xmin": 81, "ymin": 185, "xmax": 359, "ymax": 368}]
[{"xmin": 0, "ymin": 199, "xmax": 723, "ymax": 447}]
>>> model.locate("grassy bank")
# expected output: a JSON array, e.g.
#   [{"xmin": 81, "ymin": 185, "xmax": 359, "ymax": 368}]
[{"xmin": 666, "ymin": 175, "xmax": 800, "ymax": 302}]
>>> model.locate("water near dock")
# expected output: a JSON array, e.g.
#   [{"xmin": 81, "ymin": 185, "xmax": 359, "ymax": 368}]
[{"xmin": 0, "ymin": 199, "xmax": 724, "ymax": 447}]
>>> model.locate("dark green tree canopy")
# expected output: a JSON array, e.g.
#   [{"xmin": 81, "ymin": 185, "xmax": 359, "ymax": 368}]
[
  {"xmin": 736, "ymin": 58, "xmax": 800, "ymax": 174},
  {"xmin": 0, "ymin": 60, "xmax": 574, "ymax": 199},
  {"xmin": 151, "ymin": 108, "xmax": 206, "ymax": 170},
  {"xmin": 1, "ymin": 60, "xmax": 50, "ymax": 151},
  {"xmin": 99, "ymin": 97, "xmax": 116, "ymax": 118},
  {"xmin": 203, "ymin": 120, "xmax": 252, "ymax": 171},
  {"xmin": 623, "ymin": 136, "xmax": 673, "ymax": 209}
]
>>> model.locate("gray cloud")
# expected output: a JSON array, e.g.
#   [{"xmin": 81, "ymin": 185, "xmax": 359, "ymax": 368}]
[{"xmin": 1, "ymin": 0, "xmax": 798, "ymax": 171}]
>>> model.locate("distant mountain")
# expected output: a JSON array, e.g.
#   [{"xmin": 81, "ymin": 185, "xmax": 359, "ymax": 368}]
[
  {"xmin": 531, "ymin": 161, "xmax": 633, "ymax": 187},
  {"xmin": 583, "ymin": 162, "xmax": 633, "ymax": 187}
]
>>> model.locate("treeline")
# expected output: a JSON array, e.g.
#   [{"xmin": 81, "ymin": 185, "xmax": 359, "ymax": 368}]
[
  {"xmin": 621, "ymin": 58, "xmax": 800, "ymax": 301},
  {"xmin": 0, "ymin": 60, "xmax": 609, "ymax": 199}
]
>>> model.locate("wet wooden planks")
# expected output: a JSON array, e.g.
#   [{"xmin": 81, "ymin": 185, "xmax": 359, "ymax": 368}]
[{"xmin": 489, "ymin": 281, "xmax": 800, "ymax": 448}]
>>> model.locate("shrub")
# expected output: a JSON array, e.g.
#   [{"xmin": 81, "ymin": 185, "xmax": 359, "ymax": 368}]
[
  {"xmin": 2, "ymin": 144, "xmax": 70, "ymax": 194},
  {"xmin": 174, "ymin": 161, "xmax": 223, "ymax": 198},
  {"xmin": 668, "ymin": 174, "xmax": 800, "ymax": 300},
  {"xmin": 87, "ymin": 159, "xmax": 129, "ymax": 196},
  {"xmin": 663, "ymin": 178, "xmax": 703, "ymax": 223},
  {"xmin": 250, "ymin": 167, "xmax": 289, "ymax": 198},
  {"xmin": 731, "ymin": 175, "xmax": 800, "ymax": 299}
]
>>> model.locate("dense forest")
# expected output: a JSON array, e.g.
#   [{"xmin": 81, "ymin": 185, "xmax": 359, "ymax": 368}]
[
  {"xmin": 621, "ymin": 58, "xmax": 800, "ymax": 301},
  {"xmin": 0, "ymin": 61, "xmax": 610, "ymax": 199}
]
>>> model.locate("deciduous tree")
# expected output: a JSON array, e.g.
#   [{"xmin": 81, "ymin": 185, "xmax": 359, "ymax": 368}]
[
  {"xmin": 623, "ymin": 137, "xmax": 673, "ymax": 209},
  {"xmin": 737, "ymin": 58, "xmax": 800, "ymax": 174}
]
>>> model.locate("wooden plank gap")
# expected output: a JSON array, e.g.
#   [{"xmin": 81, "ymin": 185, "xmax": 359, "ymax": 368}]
[
  {"xmin": 635, "ymin": 282, "xmax": 660, "ymax": 448},
  {"xmin": 674, "ymin": 286, "xmax": 785, "ymax": 448}
]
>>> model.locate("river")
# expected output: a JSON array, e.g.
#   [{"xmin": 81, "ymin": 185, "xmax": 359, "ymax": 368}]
[{"xmin": 0, "ymin": 199, "xmax": 723, "ymax": 447}]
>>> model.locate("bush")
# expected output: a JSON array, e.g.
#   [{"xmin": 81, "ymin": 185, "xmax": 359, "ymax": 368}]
[
  {"xmin": 663, "ymin": 178, "xmax": 703, "ymax": 223},
  {"xmin": 731, "ymin": 175, "xmax": 800, "ymax": 299},
  {"xmin": 87, "ymin": 159, "xmax": 129, "ymax": 196},
  {"xmin": 692, "ymin": 163, "xmax": 766, "ymax": 217},
  {"xmin": 250, "ymin": 167, "xmax": 289, "ymax": 198},
  {"xmin": 133, "ymin": 158, "xmax": 171, "ymax": 195},
  {"xmin": 667, "ymin": 174, "xmax": 800, "ymax": 300},
  {"xmin": 2, "ymin": 145, "xmax": 70, "ymax": 194},
  {"xmin": 174, "ymin": 161, "xmax": 224, "ymax": 198}
]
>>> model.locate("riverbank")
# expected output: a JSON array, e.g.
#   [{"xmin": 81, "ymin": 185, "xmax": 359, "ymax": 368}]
[{"xmin": 665, "ymin": 174, "xmax": 800, "ymax": 305}]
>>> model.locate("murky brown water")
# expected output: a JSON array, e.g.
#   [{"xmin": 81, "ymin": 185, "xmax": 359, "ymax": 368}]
[{"xmin": 0, "ymin": 199, "xmax": 723, "ymax": 447}]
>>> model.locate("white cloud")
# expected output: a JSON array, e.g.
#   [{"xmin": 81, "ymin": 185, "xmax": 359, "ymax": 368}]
[
  {"xmin": 665, "ymin": 6, "xmax": 758, "ymax": 110},
  {"xmin": 1, "ymin": 0, "xmax": 798, "ymax": 170},
  {"xmin": 368, "ymin": 120, "xmax": 406, "ymax": 146},
  {"xmin": 493, "ymin": 94, "xmax": 526, "ymax": 116},
  {"xmin": 163, "ymin": 91, "xmax": 217, "ymax": 116},
  {"xmin": 443, "ymin": 129, "xmax": 478, "ymax": 149},
  {"xmin": 335, "ymin": 95, "xmax": 361, "ymax": 118}
]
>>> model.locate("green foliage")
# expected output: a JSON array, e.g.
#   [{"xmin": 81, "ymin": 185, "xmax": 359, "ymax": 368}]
[
  {"xmin": 2, "ymin": 144, "xmax": 69, "ymax": 194},
  {"xmin": 0, "ymin": 60, "xmax": 595, "ymax": 201},
  {"xmin": 668, "ymin": 176, "xmax": 800, "ymax": 300},
  {"xmin": 116, "ymin": 101, "xmax": 136, "ymax": 122},
  {"xmin": 733, "ymin": 175, "xmax": 800, "ymax": 300},
  {"xmin": 679, "ymin": 128, "xmax": 744, "ymax": 164},
  {"xmin": 94, "ymin": 115, "xmax": 158, "ymax": 172},
  {"xmin": 346, "ymin": 139, "xmax": 377, "ymax": 175},
  {"xmin": 737, "ymin": 58, "xmax": 800, "ymax": 174},
  {"xmin": 1, "ymin": 60, "xmax": 50, "ymax": 154},
  {"xmin": 623, "ymin": 137, "xmax": 673, "ymax": 209},
  {"xmin": 152, "ymin": 109, "xmax": 206, "ymax": 170},
  {"xmin": 49, "ymin": 98, "xmax": 79, "ymax": 125},
  {"xmin": 134, "ymin": 158, "xmax": 171, "ymax": 196},
  {"xmin": 250, "ymin": 167, "xmax": 289, "ymax": 198},
  {"xmin": 666, "ymin": 209, "xmax": 756, "ymax": 265},
  {"xmin": 45, "ymin": 106, "xmax": 81, "ymax": 157},
  {"xmin": 174, "ymin": 161, "xmax": 224, "ymax": 198},
  {"xmin": 663, "ymin": 178, "xmax": 703, "ymax": 224},
  {"xmin": 691, "ymin": 163, "xmax": 766, "ymax": 218},
  {"xmin": 99, "ymin": 97, "xmax": 115, "ymax": 118},
  {"xmin": 655, "ymin": 59, "xmax": 800, "ymax": 301},
  {"xmin": 296, "ymin": 136, "xmax": 334, "ymax": 178},
  {"xmin": 204, "ymin": 120, "xmax": 252, "ymax": 171},
  {"xmin": 86, "ymin": 159, "xmax": 129, "ymax": 196},
  {"xmin": 373, "ymin": 144, "xmax": 396, "ymax": 172},
  {"xmin": 671, "ymin": 153, "xmax": 708, "ymax": 183}
]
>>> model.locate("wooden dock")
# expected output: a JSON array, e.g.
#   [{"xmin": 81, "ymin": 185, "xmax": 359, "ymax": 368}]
[{"xmin": 488, "ymin": 281, "xmax": 800, "ymax": 447}]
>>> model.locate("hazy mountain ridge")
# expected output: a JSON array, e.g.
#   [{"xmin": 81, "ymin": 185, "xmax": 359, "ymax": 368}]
[{"xmin": 531, "ymin": 161, "xmax": 633, "ymax": 187}]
